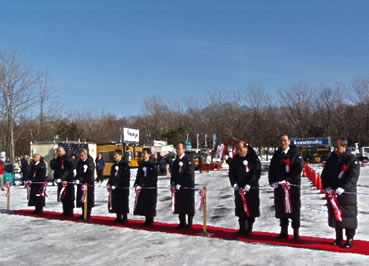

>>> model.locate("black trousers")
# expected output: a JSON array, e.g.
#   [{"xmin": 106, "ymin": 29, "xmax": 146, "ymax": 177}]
[
  {"xmin": 336, "ymin": 228, "xmax": 356, "ymax": 239},
  {"xmin": 280, "ymin": 217, "xmax": 300, "ymax": 229},
  {"xmin": 97, "ymin": 170, "xmax": 104, "ymax": 183}
]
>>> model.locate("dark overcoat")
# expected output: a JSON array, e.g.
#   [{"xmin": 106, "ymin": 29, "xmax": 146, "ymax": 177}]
[
  {"xmin": 229, "ymin": 147, "xmax": 261, "ymax": 218},
  {"xmin": 268, "ymin": 146, "xmax": 303, "ymax": 220},
  {"xmin": 321, "ymin": 150, "xmax": 360, "ymax": 229}
]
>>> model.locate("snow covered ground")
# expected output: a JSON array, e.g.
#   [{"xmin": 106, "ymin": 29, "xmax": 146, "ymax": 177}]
[{"xmin": 1, "ymin": 163, "xmax": 369, "ymax": 265}]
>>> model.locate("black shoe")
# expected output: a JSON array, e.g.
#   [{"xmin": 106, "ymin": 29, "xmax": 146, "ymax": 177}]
[
  {"xmin": 276, "ymin": 225, "xmax": 288, "ymax": 239},
  {"xmin": 344, "ymin": 239, "xmax": 353, "ymax": 248},
  {"xmin": 236, "ymin": 220, "xmax": 246, "ymax": 235},
  {"xmin": 177, "ymin": 223, "xmax": 186, "ymax": 229},
  {"xmin": 177, "ymin": 215, "xmax": 186, "ymax": 229},
  {"xmin": 186, "ymin": 216, "xmax": 193, "ymax": 230},
  {"xmin": 144, "ymin": 217, "xmax": 154, "ymax": 226},
  {"xmin": 276, "ymin": 233, "xmax": 289, "ymax": 239},
  {"xmin": 113, "ymin": 218, "xmax": 122, "ymax": 223},
  {"xmin": 65, "ymin": 211, "xmax": 74, "ymax": 217},
  {"xmin": 244, "ymin": 229, "xmax": 252, "ymax": 237},
  {"xmin": 293, "ymin": 228, "xmax": 300, "ymax": 241},
  {"xmin": 121, "ymin": 215, "xmax": 128, "ymax": 224},
  {"xmin": 332, "ymin": 239, "xmax": 343, "ymax": 246},
  {"xmin": 244, "ymin": 221, "xmax": 253, "ymax": 237}
]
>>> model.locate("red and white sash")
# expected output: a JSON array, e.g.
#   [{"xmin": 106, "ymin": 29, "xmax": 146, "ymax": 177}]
[
  {"xmin": 328, "ymin": 191, "xmax": 343, "ymax": 222},
  {"xmin": 239, "ymin": 188, "xmax": 250, "ymax": 216},
  {"xmin": 283, "ymin": 182, "xmax": 293, "ymax": 214}
]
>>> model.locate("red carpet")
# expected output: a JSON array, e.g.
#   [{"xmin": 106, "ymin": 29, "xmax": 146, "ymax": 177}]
[{"xmin": 12, "ymin": 209, "xmax": 369, "ymax": 256}]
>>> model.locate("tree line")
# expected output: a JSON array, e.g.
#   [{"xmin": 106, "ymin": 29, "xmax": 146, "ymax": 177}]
[{"xmin": 1, "ymin": 51, "xmax": 369, "ymax": 162}]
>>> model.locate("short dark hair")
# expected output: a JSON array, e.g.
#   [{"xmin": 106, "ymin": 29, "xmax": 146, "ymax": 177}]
[
  {"xmin": 78, "ymin": 148, "xmax": 88, "ymax": 155},
  {"xmin": 57, "ymin": 146, "xmax": 66, "ymax": 151},
  {"xmin": 142, "ymin": 148, "xmax": 152, "ymax": 155},
  {"xmin": 238, "ymin": 140, "xmax": 248, "ymax": 147},
  {"xmin": 177, "ymin": 142, "xmax": 186, "ymax": 148},
  {"xmin": 114, "ymin": 149, "xmax": 123, "ymax": 156},
  {"xmin": 280, "ymin": 134, "xmax": 290, "ymax": 140},
  {"xmin": 335, "ymin": 138, "xmax": 348, "ymax": 147}
]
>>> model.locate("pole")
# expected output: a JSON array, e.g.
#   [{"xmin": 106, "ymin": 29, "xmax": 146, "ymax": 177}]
[
  {"xmin": 84, "ymin": 183, "xmax": 88, "ymax": 220},
  {"xmin": 198, "ymin": 186, "xmax": 213, "ymax": 237},
  {"xmin": 6, "ymin": 183, "xmax": 10, "ymax": 213},
  {"xmin": 203, "ymin": 186, "xmax": 207, "ymax": 233}
]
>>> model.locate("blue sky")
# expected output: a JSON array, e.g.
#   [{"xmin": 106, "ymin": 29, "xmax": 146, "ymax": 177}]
[{"xmin": 1, "ymin": 1, "xmax": 368, "ymax": 116}]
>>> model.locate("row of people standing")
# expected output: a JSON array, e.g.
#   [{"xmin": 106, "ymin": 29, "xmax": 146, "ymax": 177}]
[
  {"xmin": 107, "ymin": 142, "xmax": 194, "ymax": 228},
  {"xmin": 228, "ymin": 135, "xmax": 359, "ymax": 249},
  {"xmin": 27, "ymin": 142, "xmax": 194, "ymax": 228},
  {"xmin": 26, "ymin": 136, "xmax": 359, "ymax": 249}
]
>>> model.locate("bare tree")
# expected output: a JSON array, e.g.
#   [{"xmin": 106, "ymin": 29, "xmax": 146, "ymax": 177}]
[
  {"xmin": 279, "ymin": 83, "xmax": 315, "ymax": 137},
  {"xmin": 0, "ymin": 51, "xmax": 41, "ymax": 162}
]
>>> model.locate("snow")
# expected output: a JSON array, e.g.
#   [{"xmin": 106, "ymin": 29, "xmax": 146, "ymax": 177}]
[{"xmin": 1, "ymin": 163, "xmax": 369, "ymax": 265}]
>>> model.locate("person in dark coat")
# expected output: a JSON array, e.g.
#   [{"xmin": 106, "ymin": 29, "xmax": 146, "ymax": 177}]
[
  {"xmin": 75, "ymin": 148, "xmax": 95, "ymax": 221},
  {"xmin": 95, "ymin": 152, "xmax": 105, "ymax": 183},
  {"xmin": 50, "ymin": 154, "xmax": 58, "ymax": 186},
  {"xmin": 133, "ymin": 148, "xmax": 158, "ymax": 226},
  {"xmin": 268, "ymin": 134, "xmax": 303, "ymax": 241},
  {"xmin": 198, "ymin": 154, "xmax": 203, "ymax": 173},
  {"xmin": 27, "ymin": 154, "xmax": 47, "ymax": 214},
  {"xmin": 170, "ymin": 142, "xmax": 195, "ymax": 229},
  {"xmin": 20, "ymin": 154, "xmax": 28, "ymax": 184},
  {"xmin": 21, "ymin": 157, "xmax": 32, "ymax": 184},
  {"xmin": 54, "ymin": 146, "xmax": 75, "ymax": 217},
  {"xmin": 321, "ymin": 138, "xmax": 360, "ymax": 248},
  {"xmin": 229, "ymin": 141, "xmax": 261, "ymax": 236},
  {"xmin": 107, "ymin": 149, "xmax": 131, "ymax": 223}
]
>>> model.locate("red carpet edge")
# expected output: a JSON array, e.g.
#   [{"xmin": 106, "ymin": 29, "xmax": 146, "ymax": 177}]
[{"xmin": 9, "ymin": 209, "xmax": 369, "ymax": 256}]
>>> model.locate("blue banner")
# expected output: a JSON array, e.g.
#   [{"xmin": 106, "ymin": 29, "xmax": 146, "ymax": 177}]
[{"xmin": 291, "ymin": 137, "xmax": 331, "ymax": 147}]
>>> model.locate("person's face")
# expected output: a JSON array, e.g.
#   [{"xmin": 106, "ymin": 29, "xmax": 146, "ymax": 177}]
[
  {"xmin": 98, "ymin": 153, "xmax": 102, "ymax": 158},
  {"xmin": 113, "ymin": 153, "xmax": 122, "ymax": 162},
  {"xmin": 72, "ymin": 155, "xmax": 76, "ymax": 160},
  {"xmin": 176, "ymin": 143, "xmax": 185, "ymax": 156},
  {"xmin": 236, "ymin": 143, "xmax": 248, "ymax": 156},
  {"xmin": 280, "ymin": 135, "xmax": 290, "ymax": 150},
  {"xmin": 79, "ymin": 152, "xmax": 88, "ymax": 161},
  {"xmin": 33, "ymin": 155, "xmax": 40, "ymax": 163},
  {"xmin": 143, "ymin": 151, "xmax": 150, "ymax": 161},
  {"xmin": 334, "ymin": 141, "xmax": 347, "ymax": 156},
  {"xmin": 57, "ymin": 147, "xmax": 65, "ymax": 157}
]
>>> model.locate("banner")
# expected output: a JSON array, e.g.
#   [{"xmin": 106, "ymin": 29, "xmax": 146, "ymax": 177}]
[
  {"xmin": 290, "ymin": 137, "xmax": 331, "ymax": 147},
  {"xmin": 123, "ymin": 128, "xmax": 140, "ymax": 143}
]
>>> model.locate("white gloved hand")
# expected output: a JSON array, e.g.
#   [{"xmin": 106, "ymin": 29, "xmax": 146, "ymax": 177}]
[
  {"xmin": 74, "ymin": 179, "xmax": 80, "ymax": 185},
  {"xmin": 279, "ymin": 180, "xmax": 286, "ymax": 185},
  {"xmin": 336, "ymin": 187, "xmax": 345, "ymax": 195},
  {"xmin": 27, "ymin": 180, "xmax": 32, "ymax": 184},
  {"xmin": 271, "ymin": 182, "xmax": 279, "ymax": 189},
  {"xmin": 244, "ymin": 184, "xmax": 251, "ymax": 192},
  {"xmin": 111, "ymin": 186, "xmax": 116, "ymax": 190},
  {"xmin": 56, "ymin": 179, "xmax": 61, "ymax": 184},
  {"xmin": 325, "ymin": 186, "xmax": 333, "ymax": 193},
  {"xmin": 73, "ymin": 169, "xmax": 77, "ymax": 177},
  {"xmin": 175, "ymin": 184, "xmax": 181, "ymax": 190},
  {"xmin": 136, "ymin": 186, "xmax": 141, "ymax": 191},
  {"xmin": 233, "ymin": 184, "xmax": 239, "ymax": 191}
]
